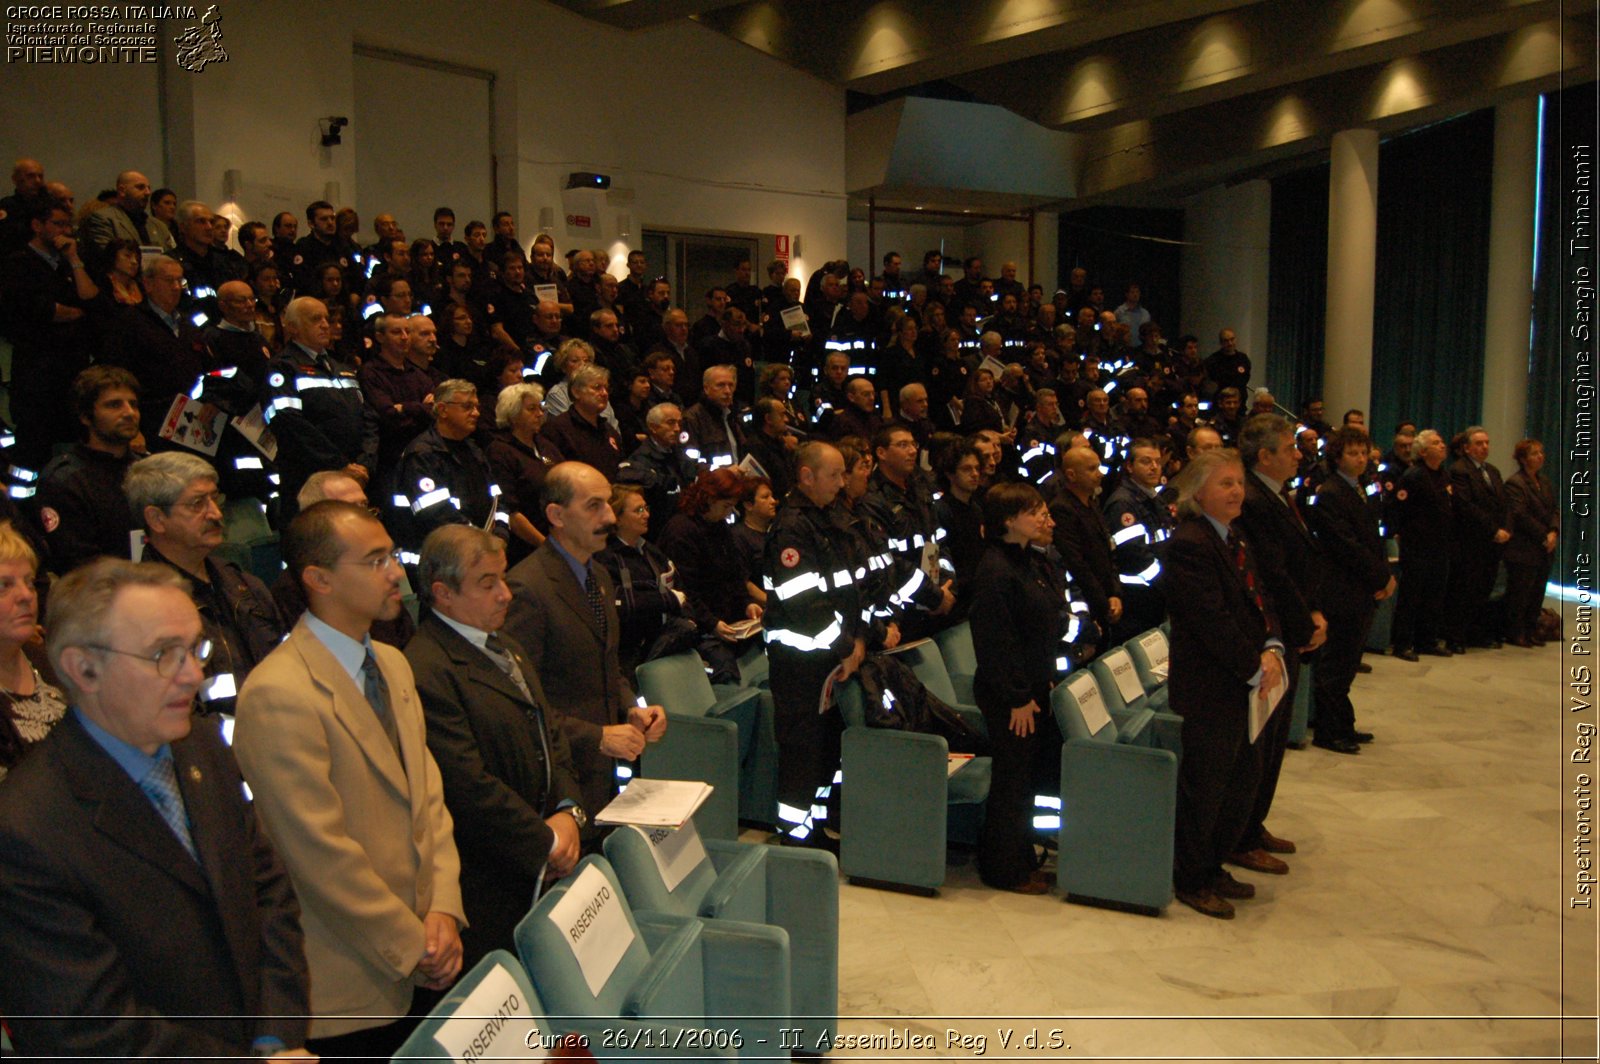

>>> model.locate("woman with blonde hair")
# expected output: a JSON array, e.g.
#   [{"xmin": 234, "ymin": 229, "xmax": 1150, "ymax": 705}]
[{"xmin": 0, "ymin": 523, "xmax": 65, "ymax": 781}]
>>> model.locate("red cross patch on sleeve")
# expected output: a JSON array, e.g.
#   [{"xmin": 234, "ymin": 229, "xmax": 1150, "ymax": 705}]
[{"xmin": 780, "ymin": 547, "xmax": 800, "ymax": 568}]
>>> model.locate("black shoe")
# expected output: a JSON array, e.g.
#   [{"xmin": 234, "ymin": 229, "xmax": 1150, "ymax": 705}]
[
  {"xmin": 1355, "ymin": 662, "xmax": 1373, "ymax": 674},
  {"xmin": 1312, "ymin": 735, "xmax": 1361, "ymax": 755},
  {"xmin": 1420, "ymin": 644, "xmax": 1452, "ymax": 657},
  {"xmin": 1394, "ymin": 648, "xmax": 1420, "ymax": 662},
  {"xmin": 1352, "ymin": 730, "xmax": 1374, "ymax": 743},
  {"xmin": 779, "ymin": 830, "xmax": 839, "ymax": 855},
  {"xmin": 1446, "ymin": 642, "xmax": 1468, "ymax": 655}
]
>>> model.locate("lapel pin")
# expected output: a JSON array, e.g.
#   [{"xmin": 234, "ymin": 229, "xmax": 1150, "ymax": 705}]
[{"xmin": 188, "ymin": 766, "xmax": 202, "ymax": 782}]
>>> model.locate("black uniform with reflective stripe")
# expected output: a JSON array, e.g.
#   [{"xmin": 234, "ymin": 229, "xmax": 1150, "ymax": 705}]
[
  {"xmin": 389, "ymin": 426, "xmax": 510, "ymax": 552},
  {"xmin": 260, "ymin": 346, "xmax": 378, "ymax": 513}
]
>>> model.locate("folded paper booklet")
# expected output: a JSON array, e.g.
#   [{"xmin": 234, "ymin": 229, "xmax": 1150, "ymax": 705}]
[
  {"xmin": 947, "ymin": 753, "xmax": 975, "ymax": 777},
  {"xmin": 158, "ymin": 395, "xmax": 228, "ymax": 456},
  {"xmin": 596, "ymin": 777, "xmax": 713, "ymax": 830},
  {"xmin": 1249, "ymin": 670, "xmax": 1287, "ymax": 744},
  {"xmin": 780, "ymin": 304, "xmax": 810, "ymax": 336},
  {"xmin": 724, "ymin": 617, "xmax": 763, "ymax": 640}
]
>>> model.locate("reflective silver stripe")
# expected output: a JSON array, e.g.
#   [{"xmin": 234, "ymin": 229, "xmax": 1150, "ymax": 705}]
[
  {"xmin": 392, "ymin": 494, "xmax": 410, "ymax": 508},
  {"xmin": 770, "ymin": 570, "xmax": 824, "ymax": 601},
  {"xmin": 1111, "ymin": 523, "xmax": 1147, "ymax": 546},
  {"xmin": 911, "ymin": 533, "xmax": 926, "ymax": 549},
  {"xmin": 710, "ymin": 455, "xmax": 733, "ymax": 470},
  {"xmin": 1033, "ymin": 815, "xmax": 1061, "ymax": 830},
  {"xmin": 268, "ymin": 474, "xmax": 280, "ymax": 485},
  {"xmin": 8, "ymin": 466, "xmax": 36, "ymax": 483},
  {"xmin": 1064, "ymin": 616, "xmax": 1081, "ymax": 643},
  {"xmin": 209, "ymin": 367, "xmax": 238, "ymax": 379},
  {"xmin": 266, "ymin": 396, "xmax": 303, "ymax": 420},
  {"xmin": 494, "ymin": 511, "xmax": 510, "ymax": 524},
  {"xmin": 189, "ymin": 379, "xmax": 205, "ymax": 400},
  {"xmin": 6, "ymin": 485, "xmax": 34, "ymax": 499},
  {"xmin": 489, "ymin": 483, "xmax": 502, "ymax": 497},
  {"xmin": 1121, "ymin": 558, "xmax": 1162, "ymax": 585},
  {"xmin": 777, "ymin": 802, "xmax": 809, "ymax": 826},
  {"xmin": 888, "ymin": 537, "xmax": 909, "ymax": 551},
  {"xmin": 200, "ymin": 672, "xmax": 237, "ymax": 701},
  {"xmin": 363, "ymin": 302, "xmax": 382, "ymax": 320},
  {"xmin": 890, "ymin": 567, "xmax": 926, "ymax": 606},
  {"xmin": 0, "ymin": 434, "xmax": 14, "ymax": 448},
  {"xmin": 1153, "ymin": 527, "xmax": 1171, "ymax": 542},
  {"xmin": 234, "ymin": 456, "xmax": 264, "ymax": 470},
  {"xmin": 1056, "ymin": 656, "xmax": 1072, "ymax": 672},
  {"xmin": 764, "ymin": 613, "xmax": 844, "ymax": 652},
  {"xmin": 398, "ymin": 550, "xmax": 421, "ymax": 565},
  {"xmin": 1020, "ymin": 444, "xmax": 1054, "ymax": 465},
  {"xmin": 832, "ymin": 569, "xmax": 853, "ymax": 588},
  {"xmin": 684, "ymin": 447, "xmax": 703, "ymax": 461},
  {"xmin": 412, "ymin": 486, "xmax": 451, "ymax": 512}
]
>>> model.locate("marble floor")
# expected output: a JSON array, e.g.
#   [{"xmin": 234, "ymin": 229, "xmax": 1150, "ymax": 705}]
[{"xmin": 812, "ymin": 621, "xmax": 1590, "ymax": 1062}]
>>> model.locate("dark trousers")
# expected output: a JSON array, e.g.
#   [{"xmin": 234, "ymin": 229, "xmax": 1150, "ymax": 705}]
[
  {"xmin": 977, "ymin": 693, "xmax": 1061, "ymax": 889},
  {"xmin": 1110, "ymin": 585, "xmax": 1165, "ymax": 645},
  {"xmin": 1392, "ymin": 553, "xmax": 1449, "ymax": 651},
  {"xmin": 305, "ymin": 987, "xmax": 443, "ymax": 1064},
  {"xmin": 1243, "ymin": 647, "xmax": 1299, "ymax": 849},
  {"xmin": 769, "ymin": 647, "xmax": 843, "ymax": 824},
  {"xmin": 1504, "ymin": 559, "xmax": 1552, "ymax": 639},
  {"xmin": 1174, "ymin": 706, "xmax": 1261, "ymax": 893},
  {"xmin": 1446, "ymin": 545, "xmax": 1501, "ymax": 644},
  {"xmin": 1314, "ymin": 602, "xmax": 1375, "ymax": 741}
]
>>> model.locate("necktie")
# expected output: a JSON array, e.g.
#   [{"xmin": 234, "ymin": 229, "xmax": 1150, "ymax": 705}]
[
  {"xmin": 1280, "ymin": 483, "xmax": 1304, "ymax": 529},
  {"xmin": 485, "ymin": 633, "xmax": 534, "ymax": 703},
  {"xmin": 361, "ymin": 649, "xmax": 403, "ymax": 759},
  {"xmin": 584, "ymin": 568, "xmax": 609, "ymax": 639},
  {"xmin": 1228, "ymin": 531, "xmax": 1271, "ymax": 623},
  {"xmin": 141, "ymin": 756, "xmax": 199, "ymax": 862}
]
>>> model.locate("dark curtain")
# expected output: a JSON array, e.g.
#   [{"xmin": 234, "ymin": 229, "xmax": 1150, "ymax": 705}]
[
  {"xmin": 1058, "ymin": 206, "xmax": 1184, "ymax": 336},
  {"xmin": 1266, "ymin": 164, "xmax": 1330, "ymax": 413},
  {"xmin": 1368, "ymin": 110, "xmax": 1495, "ymax": 437},
  {"xmin": 1529, "ymin": 84, "xmax": 1600, "ymax": 584}
]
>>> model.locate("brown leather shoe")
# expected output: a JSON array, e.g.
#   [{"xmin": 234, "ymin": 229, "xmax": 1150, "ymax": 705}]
[
  {"xmin": 1258, "ymin": 828, "xmax": 1297, "ymax": 854},
  {"xmin": 1003, "ymin": 869, "xmax": 1051, "ymax": 895},
  {"xmin": 1211, "ymin": 870, "xmax": 1256, "ymax": 899},
  {"xmin": 1229, "ymin": 848, "xmax": 1289, "ymax": 875},
  {"xmin": 1175, "ymin": 887, "xmax": 1235, "ymax": 919}
]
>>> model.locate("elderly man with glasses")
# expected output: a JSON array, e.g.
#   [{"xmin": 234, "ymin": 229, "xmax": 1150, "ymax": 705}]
[
  {"xmin": 124, "ymin": 452, "xmax": 287, "ymax": 716},
  {"xmin": 388, "ymin": 378, "xmax": 511, "ymax": 560},
  {"xmin": 0, "ymin": 558, "xmax": 312, "ymax": 1058}
]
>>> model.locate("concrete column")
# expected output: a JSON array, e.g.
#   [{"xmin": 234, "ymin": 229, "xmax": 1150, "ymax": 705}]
[
  {"xmin": 1323, "ymin": 128, "xmax": 1380, "ymax": 419},
  {"xmin": 1481, "ymin": 96, "xmax": 1539, "ymax": 468}
]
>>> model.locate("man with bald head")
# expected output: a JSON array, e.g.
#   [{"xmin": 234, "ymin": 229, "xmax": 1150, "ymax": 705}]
[
  {"xmin": 0, "ymin": 158, "xmax": 47, "ymax": 254},
  {"xmin": 80, "ymin": 169, "xmax": 173, "ymax": 266},
  {"xmin": 365, "ymin": 212, "xmax": 399, "ymax": 262},
  {"xmin": 262, "ymin": 296, "xmax": 378, "ymax": 514},
  {"xmin": 1048, "ymin": 442, "xmax": 1121, "ymax": 643},
  {"xmin": 526, "ymin": 298, "xmax": 569, "ymax": 384}
]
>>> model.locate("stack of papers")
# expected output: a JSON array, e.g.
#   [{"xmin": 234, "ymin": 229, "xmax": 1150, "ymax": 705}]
[{"xmin": 596, "ymin": 778, "xmax": 714, "ymax": 830}]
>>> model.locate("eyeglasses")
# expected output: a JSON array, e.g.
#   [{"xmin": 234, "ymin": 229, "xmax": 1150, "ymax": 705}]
[
  {"xmin": 439, "ymin": 400, "xmax": 480, "ymax": 410},
  {"xmin": 85, "ymin": 637, "xmax": 214, "ymax": 679},
  {"xmin": 171, "ymin": 491, "xmax": 225, "ymax": 516},
  {"xmin": 337, "ymin": 549, "xmax": 403, "ymax": 572}
]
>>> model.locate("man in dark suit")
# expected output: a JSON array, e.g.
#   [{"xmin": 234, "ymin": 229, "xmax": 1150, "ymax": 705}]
[
  {"xmin": 1165, "ymin": 451, "xmax": 1286, "ymax": 920},
  {"xmin": 1305, "ymin": 427, "xmax": 1395, "ymax": 752},
  {"xmin": 1445, "ymin": 426, "xmax": 1511, "ymax": 651},
  {"xmin": 1233, "ymin": 415, "xmax": 1326, "ymax": 883},
  {"xmin": 1047, "ymin": 444, "xmax": 1121, "ymax": 647},
  {"xmin": 504, "ymin": 462, "xmax": 666, "ymax": 843},
  {"xmin": 0, "ymin": 559, "xmax": 310, "ymax": 1057},
  {"xmin": 407, "ymin": 525, "xmax": 585, "ymax": 970},
  {"xmin": 104, "ymin": 255, "xmax": 212, "ymax": 442}
]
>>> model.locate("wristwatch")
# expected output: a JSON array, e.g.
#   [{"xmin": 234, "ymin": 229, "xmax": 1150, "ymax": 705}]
[{"xmin": 566, "ymin": 804, "xmax": 588, "ymax": 830}]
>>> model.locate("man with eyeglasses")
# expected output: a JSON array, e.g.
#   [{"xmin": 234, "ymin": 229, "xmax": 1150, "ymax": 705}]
[
  {"xmin": 235, "ymin": 500, "xmax": 465, "ymax": 1059},
  {"xmin": 0, "ymin": 559, "xmax": 312, "ymax": 1058},
  {"xmin": 125, "ymin": 452, "xmax": 287, "ymax": 716},
  {"xmin": 390, "ymin": 379, "xmax": 510, "ymax": 556}
]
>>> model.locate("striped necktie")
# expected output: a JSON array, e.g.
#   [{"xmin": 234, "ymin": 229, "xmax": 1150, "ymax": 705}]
[{"xmin": 140, "ymin": 756, "xmax": 199, "ymax": 862}]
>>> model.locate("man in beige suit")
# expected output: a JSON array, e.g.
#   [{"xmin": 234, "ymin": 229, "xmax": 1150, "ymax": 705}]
[{"xmin": 235, "ymin": 500, "xmax": 464, "ymax": 1062}]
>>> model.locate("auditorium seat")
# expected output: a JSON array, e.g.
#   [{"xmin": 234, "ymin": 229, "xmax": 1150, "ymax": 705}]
[
  {"xmin": 930, "ymin": 621, "xmax": 977, "ymax": 705},
  {"xmin": 893, "ymin": 637, "xmax": 986, "ymax": 738},
  {"xmin": 1052, "ymin": 671, "xmax": 1177, "ymax": 915},
  {"xmin": 515, "ymin": 856, "xmax": 790, "ymax": 1059},
  {"xmin": 635, "ymin": 652, "xmax": 767, "ymax": 838},
  {"xmin": 604, "ymin": 821, "xmax": 838, "ymax": 1053},
  {"xmin": 1124, "ymin": 627, "xmax": 1172, "ymax": 711},
  {"xmin": 218, "ymin": 496, "xmax": 281, "ymax": 584},
  {"xmin": 834, "ymin": 676, "xmax": 993, "ymax": 894},
  {"xmin": 1090, "ymin": 646, "xmax": 1182, "ymax": 753}
]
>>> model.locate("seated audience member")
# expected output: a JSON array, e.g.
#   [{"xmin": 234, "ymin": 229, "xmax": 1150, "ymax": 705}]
[
  {"xmin": 539, "ymin": 363, "xmax": 624, "ymax": 481},
  {"xmin": 830, "ymin": 374, "xmax": 884, "ymax": 442},
  {"xmin": 613, "ymin": 364, "xmax": 654, "ymax": 452},
  {"xmin": 744, "ymin": 397, "xmax": 798, "ymax": 500},
  {"xmin": 504, "ymin": 463, "xmax": 668, "ymax": 847},
  {"xmin": 658, "ymin": 467, "xmax": 764, "ymax": 685},
  {"xmin": 617, "ymin": 403, "xmax": 702, "ymax": 540},
  {"xmin": 1165, "ymin": 449, "xmax": 1286, "ymax": 920},
  {"xmin": 38, "ymin": 366, "xmax": 143, "ymax": 574},
  {"xmin": 235, "ymin": 501, "xmax": 465, "ymax": 1059},
  {"xmin": 642, "ymin": 349, "xmax": 684, "ymax": 410},
  {"xmin": 0, "ymin": 558, "xmax": 310, "ymax": 1057},
  {"xmin": 732, "ymin": 477, "xmax": 778, "ymax": 604},
  {"xmin": 486, "ymin": 381, "xmax": 558, "ymax": 563},
  {"xmin": 359, "ymin": 311, "xmax": 436, "ymax": 480},
  {"xmin": 405, "ymin": 525, "xmax": 584, "ymax": 971},
  {"xmin": 683, "ymin": 364, "xmax": 749, "ymax": 468},
  {"xmin": 100, "ymin": 253, "xmax": 208, "ymax": 443},
  {"xmin": 809, "ymin": 351, "xmax": 852, "ymax": 429},
  {"xmin": 0, "ymin": 522, "xmax": 65, "ymax": 781},
  {"xmin": 893, "ymin": 382, "xmax": 937, "ymax": 455},
  {"xmin": 124, "ymin": 452, "xmax": 286, "ymax": 714},
  {"xmin": 596, "ymin": 483, "xmax": 689, "ymax": 675},
  {"xmin": 269, "ymin": 470, "xmax": 416, "ymax": 650},
  {"xmin": 756, "ymin": 361, "xmax": 803, "ymax": 429},
  {"xmin": 391, "ymin": 379, "xmax": 509, "ymax": 553}
]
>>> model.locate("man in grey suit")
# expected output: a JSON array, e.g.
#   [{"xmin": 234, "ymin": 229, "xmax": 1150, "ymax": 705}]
[
  {"xmin": 0, "ymin": 559, "xmax": 311, "ymax": 1058},
  {"xmin": 503, "ymin": 461, "xmax": 666, "ymax": 843},
  {"xmin": 406, "ymin": 524, "xmax": 585, "ymax": 969},
  {"xmin": 78, "ymin": 169, "xmax": 173, "ymax": 269}
]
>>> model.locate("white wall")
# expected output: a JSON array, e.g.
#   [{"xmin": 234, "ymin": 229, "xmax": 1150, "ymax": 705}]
[
  {"xmin": 10, "ymin": 0, "xmax": 847, "ymax": 272},
  {"xmin": 3, "ymin": 61, "xmax": 163, "ymax": 207},
  {"xmin": 846, "ymin": 219, "xmax": 975, "ymax": 278},
  {"xmin": 1180, "ymin": 180, "xmax": 1271, "ymax": 369},
  {"xmin": 845, "ymin": 212, "xmax": 1058, "ymax": 295}
]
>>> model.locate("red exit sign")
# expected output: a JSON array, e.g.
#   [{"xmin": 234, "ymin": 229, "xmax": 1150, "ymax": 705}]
[{"xmin": 566, "ymin": 214, "xmax": 592, "ymax": 228}]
